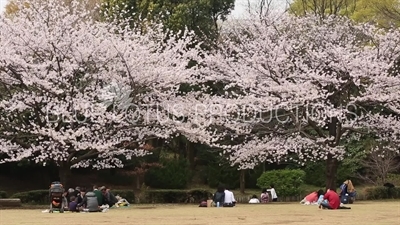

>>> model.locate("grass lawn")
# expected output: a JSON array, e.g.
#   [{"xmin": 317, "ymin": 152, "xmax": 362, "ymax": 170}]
[{"xmin": 0, "ymin": 202, "xmax": 399, "ymax": 225}]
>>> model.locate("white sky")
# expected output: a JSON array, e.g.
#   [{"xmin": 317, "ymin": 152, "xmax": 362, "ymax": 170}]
[
  {"xmin": 0, "ymin": 0, "xmax": 288, "ymax": 15},
  {"xmin": 0, "ymin": 0, "xmax": 7, "ymax": 13},
  {"xmin": 231, "ymin": 0, "xmax": 288, "ymax": 18}
]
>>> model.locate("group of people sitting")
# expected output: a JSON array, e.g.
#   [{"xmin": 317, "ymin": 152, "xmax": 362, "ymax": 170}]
[
  {"xmin": 199, "ymin": 184, "xmax": 279, "ymax": 207},
  {"xmin": 199, "ymin": 185, "xmax": 236, "ymax": 207},
  {"xmin": 248, "ymin": 185, "xmax": 278, "ymax": 203},
  {"xmin": 62, "ymin": 185, "xmax": 128, "ymax": 212},
  {"xmin": 300, "ymin": 180, "xmax": 356, "ymax": 210}
]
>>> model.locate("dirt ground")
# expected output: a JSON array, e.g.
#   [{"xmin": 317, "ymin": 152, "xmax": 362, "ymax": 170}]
[{"xmin": 0, "ymin": 201, "xmax": 399, "ymax": 225}]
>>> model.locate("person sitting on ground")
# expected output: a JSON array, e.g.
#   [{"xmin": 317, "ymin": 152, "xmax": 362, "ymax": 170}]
[
  {"xmin": 267, "ymin": 184, "xmax": 278, "ymax": 202},
  {"xmin": 301, "ymin": 189, "xmax": 324, "ymax": 205},
  {"xmin": 199, "ymin": 198, "xmax": 208, "ymax": 207},
  {"xmin": 69, "ymin": 196, "xmax": 79, "ymax": 212},
  {"xmin": 319, "ymin": 188, "xmax": 340, "ymax": 210},
  {"xmin": 223, "ymin": 187, "xmax": 236, "ymax": 207},
  {"xmin": 67, "ymin": 188, "xmax": 75, "ymax": 203},
  {"xmin": 213, "ymin": 185, "xmax": 225, "ymax": 207},
  {"xmin": 316, "ymin": 189, "xmax": 327, "ymax": 205},
  {"xmin": 76, "ymin": 188, "xmax": 85, "ymax": 206},
  {"xmin": 93, "ymin": 185, "xmax": 104, "ymax": 206},
  {"xmin": 249, "ymin": 195, "xmax": 260, "ymax": 204},
  {"xmin": 260, "ymin": 188, "xmax": 269, "ymax": 203},
  {"xmin": 101, "ymin": 186, "xmax": 118, "ymax": 207},
  {"xmin": 78, "ymin": 190, "xmax": 100, "ymax": 212},
  {"xmin": 74, "ymin": 187, "xmax": 81, "ymax": 198},
  {"xmin": 115, "ymin": 195, "xmax": 130, "ymax": 207},
  {"xmin": 339, "ymin": 180, "xmax": 356, "ymax": 203},
  {"xmin": 300, "ymin": 191, "xmax": 318, "ymax": 205}
]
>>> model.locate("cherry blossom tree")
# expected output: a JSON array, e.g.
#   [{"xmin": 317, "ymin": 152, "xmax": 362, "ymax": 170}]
[
  {"xmin": 0, "ymin": 0, "xmax": 208, "ymax": 186},
  {"xmin": 201, "ymin": 14, "xmax": 400, "ymax": 188}
]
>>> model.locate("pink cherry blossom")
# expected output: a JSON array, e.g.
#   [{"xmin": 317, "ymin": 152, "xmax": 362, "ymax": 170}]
[
  {"xmin": 0, "ymin": 0, "xmax": 209, "ymax": 170},
  {"xmin": 202, "ymin": 14, "xmax": 400, "ymax": 168}
]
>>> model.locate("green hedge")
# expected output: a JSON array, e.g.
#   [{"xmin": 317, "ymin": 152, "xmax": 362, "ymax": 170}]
[
  {"xmin": 257, "ymin": 169, "xmax": 306, "ymax": 197},
  {"xmin": 145, "ymin": 189, "xmax": 212, "ymax": 203},
  {"xmin": 10, "ymin": 190, "xmax": 49, "ymax": 204},
  {"xmin": 112, "ymin": 190, "xmax": 135, "ymax": 203},
  {"xmin": 364, "ymin": 187, "xmax": 400, "ymax": 200},
  {"xmin": 0, "ymin": 191, "xmax": 7, "ymax": 198}
]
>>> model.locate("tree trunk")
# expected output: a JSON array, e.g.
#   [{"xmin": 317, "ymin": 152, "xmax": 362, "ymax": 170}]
[
  {"xmin": 186, "ymin": 141, "xmax": 196, "ymax": 170},
  {"xmin": 326, "ymin": 154, "xmax": 339, "ymax": 190},
  {"xmin": 326, "ymin": 116, "xmax": 340, "ymax": 190},
  {"xmin": 239, "ymin": 169, "xmax": 246, "ymax": 194},
  {"xmin": 58, "ymin": 161, "xmax": 72, "ymax": 188},
  {"xmin": 136, "ymin": 175, "xmax": 142, "ymax": 190}
]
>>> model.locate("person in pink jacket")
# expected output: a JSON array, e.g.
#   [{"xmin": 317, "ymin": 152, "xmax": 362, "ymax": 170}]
[{"xmin": 300, "ymin": 189, "xmax": 324, "ymax": 205}]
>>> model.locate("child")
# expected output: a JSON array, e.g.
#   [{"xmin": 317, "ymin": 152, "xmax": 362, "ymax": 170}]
[
  {"xmin": 317, "ymin": 189, "xmax": 328, "ymax": 205},
  {"xmin": 267, "ymin": 185, "xmax": 278, "ymax": 202},
  {"xmin": 69, "ymin": 196, "xmax": 78, "ymax": 212},
  {"xmin": 260, "ymin": 188, "xmax": 269, "ymax": 203},
  {"xmin": 249, "ymin": 195, "xmax": 260, "ymax": 203}
]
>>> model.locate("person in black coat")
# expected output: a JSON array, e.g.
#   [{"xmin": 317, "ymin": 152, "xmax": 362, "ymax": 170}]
[{"xmin": 213, "ymin": 185, "xmax": 225, "ymax": 207}]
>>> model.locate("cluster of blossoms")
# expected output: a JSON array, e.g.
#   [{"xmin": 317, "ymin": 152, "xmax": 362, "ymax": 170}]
[{"xmin": 0, "ymin": 0, "xmax": 399, "ymax": 170}]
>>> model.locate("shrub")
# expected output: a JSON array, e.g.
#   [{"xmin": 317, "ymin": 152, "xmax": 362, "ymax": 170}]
[
  {"xmin": 0, "ymin": 191, "xmax": 7, "ymax": 198},
  {"xmin": 144, "ymin": 159, "xmax": 191, "ymax": 189},
  {"xmin": 112, "ymin": 190, "xmax": 135, "ymax": 203},
  {"xmin": 364, "ymin": 186, "xmax": 400, "ymax": 200},
  {"xmin": 187, "ymin": 189, "xmax": 212, "ymax": 202},
  {"xmin": 257, "ymin": 169, "xmax": 306, "ymax": 197},
  {"xmin": 145, "ymin": 189, "xmax": 212, "ymax": 203},
  {"xmin": 386, "ymin": 173, "xmax": 400, "ymax": 186},
  {"xmin": 10, "ymin": 190, "xmax": 49, "ymax": 204}
]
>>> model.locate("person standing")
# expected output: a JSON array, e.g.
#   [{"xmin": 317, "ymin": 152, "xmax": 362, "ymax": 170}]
[{"xmin": 267, "ymin": 185, "xmax": 278, "ymax": 202}]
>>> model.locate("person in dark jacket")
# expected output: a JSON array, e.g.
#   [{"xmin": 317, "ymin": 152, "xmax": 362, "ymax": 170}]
[
  {"xmin": 93, "ymin": 185, "xmax": 104, "ymax": 206},
  {"xmin": 66, "ymin": 188, "xmax": 76, "ymax": 203},
  {"xmin": 78, "ymin": 191, "xmax": 100, "ymax": 212},
  {"xmin": 69, "ymin": 196, "xmax": 79, "ymax": 212},
  {"xmin": 76, "ymin": 188, "xmax": 85, "ymax": 206},
  {"xmin": 74, "ymin": 187, "xmax": 81, "ymax": 198},
  {"xmin": 101, "ymin": 186, "xmax": 117, "ymax": 207},
  {"xmin": 213, "ymin": 185, "xmax": 225, "ymax": 207}
]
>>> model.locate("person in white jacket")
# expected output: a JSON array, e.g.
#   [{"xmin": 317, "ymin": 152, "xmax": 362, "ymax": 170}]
[
  {"xmin": 223, "ymin": 188, "xmax": 236, "ymax": 207},
  {"xmin": 249, "ymin": 195, "xmax": 260, "ymax": 203},
  {"xmin": 267, "ymin": 185, "xmax": 278, "ymax": 202}
]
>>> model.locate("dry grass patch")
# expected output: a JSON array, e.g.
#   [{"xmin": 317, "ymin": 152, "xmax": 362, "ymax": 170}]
[{"xmin": 0, "ymin": 201, "xmax": 399, "ymax": 225}]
